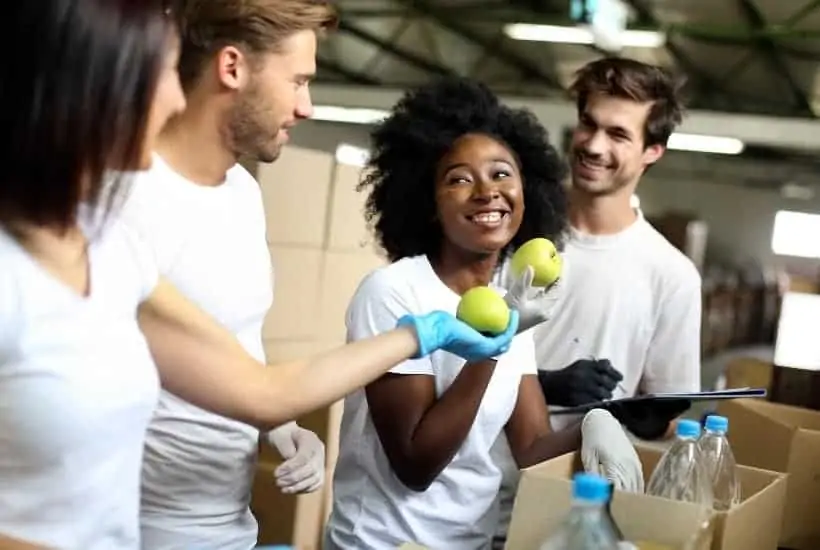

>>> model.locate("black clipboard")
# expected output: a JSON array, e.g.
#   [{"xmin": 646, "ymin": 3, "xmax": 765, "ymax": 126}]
[{"xmin": 550, "ymin": 387, "xmax": 768, "ymax": 415}]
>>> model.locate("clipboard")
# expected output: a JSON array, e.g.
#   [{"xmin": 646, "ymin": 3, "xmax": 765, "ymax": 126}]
[{"xmin": 550, "ymin": 387, "xmax": 767, "ymax": 415}]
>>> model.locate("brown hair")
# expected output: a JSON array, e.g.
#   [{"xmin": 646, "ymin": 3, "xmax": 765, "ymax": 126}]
[
  {"xmin": 173, "ymin": 0, "xmax": 338, "ymax": 91},
  {"xmin": 569, "ymin": 57, "xmax": 685, "ymax": 148}
]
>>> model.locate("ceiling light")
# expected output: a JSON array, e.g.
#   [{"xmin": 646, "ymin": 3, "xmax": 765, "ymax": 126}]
[
  {"xmin": 503, "ymin": 23, "xmax": 666, "ymax": 49},
  {"xmin": 312, "ymin": 106, "xmax": 389, "ymax": 125},
  {"xmin": 667, "ymin": 133, "xmax": 745, "ymax": 155},
  {"xmin": 335, "ymin": 143, "xmax": 370, "ymax": 167}
]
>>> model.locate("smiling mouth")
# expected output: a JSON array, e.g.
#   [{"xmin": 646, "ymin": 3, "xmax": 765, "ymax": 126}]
[
  {"xmin": 576, "ymin": 153, "xmax": 608, "ymax": 171},
  {"xmin": 466, "ymin": 211, "xmax": 509, "ymax": 228}
]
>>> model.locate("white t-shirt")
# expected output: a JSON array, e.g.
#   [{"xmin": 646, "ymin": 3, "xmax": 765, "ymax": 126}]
[
  {"xmin": 324, "ymin": 255, "xmax": 536, "ymax": 550},
  {"xmin": 0, "ymin": 208, "xmax": 160, "ymax": 550},
  {"xmin": 119, "ymin": 155, "xmax": 273, "ymax": 550},
  {"xmin": 494, "ymin": 211, "xmax": 702, "ymax": 539}
]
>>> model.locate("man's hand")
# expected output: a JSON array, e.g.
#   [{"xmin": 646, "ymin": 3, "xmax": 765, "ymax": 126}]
[
  {"xmin": 537, "ymin": 358, "xmax": 623, "ymax": 407},
  {"xmin": 266, "ymin": 423, "xmax": 325, "ymax": 494},
  {"xmin": 607, "ymin": 398, "xmax": 692, "ymax": 441},
  {"xmin": 503, "ymin": 265, "xmax": 564, "ymax": 333},
  {"xmin": 580, "ymin": 409, "xmax": 644, "ymax": 493}
]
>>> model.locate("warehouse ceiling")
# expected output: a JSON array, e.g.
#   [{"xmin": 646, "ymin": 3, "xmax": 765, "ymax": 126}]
[
  {"xmin": 318, "ymin": 0, "xmax": 820, "ymax": 193},
  {"xmin": 320, "ymin": 0, "xmax": 820, "ymax": 118}
]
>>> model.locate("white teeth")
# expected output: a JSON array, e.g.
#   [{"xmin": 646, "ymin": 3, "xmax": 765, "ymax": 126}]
[
  {"xmin": 579, "ymin": 157, "xmax": 605, "ymax": 169},
  {"xmin": 472, "ymin": 212, "xmax": 503, "ymax": 224}
]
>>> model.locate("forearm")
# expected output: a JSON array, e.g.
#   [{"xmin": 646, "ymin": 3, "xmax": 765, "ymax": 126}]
[
  {"xmin": 515, "ymin": 421, "xmax": 582, "ymax": 468},
  {"xmin": 387, "ymin": 360, "xmax": 496, "ymax": 488},
  {"xmin": 153, "ymin": 323, "xmax": 418, "ymax": 430},
  {"xmin": 140, "ymin": 279, "xmax": 420, "ymax": 430}
]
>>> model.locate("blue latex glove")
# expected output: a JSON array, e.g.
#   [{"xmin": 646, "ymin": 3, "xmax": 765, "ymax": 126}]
[{"xmin": 396, "ymin": 310, "xmax": 519, "ymax": 362}]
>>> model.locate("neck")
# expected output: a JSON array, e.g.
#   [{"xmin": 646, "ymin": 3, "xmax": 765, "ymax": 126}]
[
  {"xmin": 569, "ymin": 185, "xmax": 638, "ymax": 235},
  {"xmin": 156, "ymin": 91, "xmax": 236, "ymax": 186},
  {"xmin": 431, "ymin": 245, "xmax": 500, "ymax": 295},
  {"xmin": 6, "ymin": 221, "xmax": 87, "ymax": 262}
]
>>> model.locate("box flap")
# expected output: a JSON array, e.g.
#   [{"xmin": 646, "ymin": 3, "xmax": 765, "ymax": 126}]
[{"xmin": 717, "ymin": 399, "xmax": 796, "ymax": 472}]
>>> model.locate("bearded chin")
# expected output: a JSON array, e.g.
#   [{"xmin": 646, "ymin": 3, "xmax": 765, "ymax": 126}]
[{"xmin": 224, "ymin": 86, "xmax": 281, "ymax": 164}]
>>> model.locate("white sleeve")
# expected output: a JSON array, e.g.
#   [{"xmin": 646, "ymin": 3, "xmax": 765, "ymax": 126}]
[
  {"xmin": 641, "ymin": 270, "xmax": 702, "ymax": 394},
  {"xmin": 116, "ymin": 177, "xmax": 174, "ymax": 274},
  {"xmin": 346, "ymin": 271, "xmax": 434, "ymax": 376},
  {"xmin": 117, "ymin": 221, "xmax": 160, "ymax": 303}
]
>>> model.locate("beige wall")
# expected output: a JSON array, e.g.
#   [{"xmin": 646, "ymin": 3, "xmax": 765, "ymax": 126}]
[{"xmin": 251, "ymin": 145, "xmax": 385, "ymax": 548}]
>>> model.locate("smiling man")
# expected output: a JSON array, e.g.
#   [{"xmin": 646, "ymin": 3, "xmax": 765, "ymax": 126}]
[
  {"xmin": 532, "ymin": 56, "xmax": 701, "ymax": 432},
  {"xmin": 493, "ymin": 56, "xmax": 702, "ymax": 548},
  {"xmin": 117, "ymin": 1, "xmax": 335, "ymax": 549}
]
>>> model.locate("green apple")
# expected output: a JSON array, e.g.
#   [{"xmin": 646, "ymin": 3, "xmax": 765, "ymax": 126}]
[
  {"xmin": 510, "ymin": 237, "xmax": 562, "ymax": 287},
  {"xmin": 456, "ymin": 286, "xmax": 511, "ymax": 335}
]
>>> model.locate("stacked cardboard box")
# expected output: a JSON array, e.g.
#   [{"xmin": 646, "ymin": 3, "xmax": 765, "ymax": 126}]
[{"xmin": 250, "ymin": 146, "xmax": 385, "ymax": 548}]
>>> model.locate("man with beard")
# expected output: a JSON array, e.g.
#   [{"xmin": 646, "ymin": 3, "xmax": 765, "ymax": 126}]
[
  {"xmin": 492, "ymin": 57, "xmax": 701, "ymax": 547},
  {"xmin": 118, "ymin": 1, "xmax": 334, "ymax": 548}
]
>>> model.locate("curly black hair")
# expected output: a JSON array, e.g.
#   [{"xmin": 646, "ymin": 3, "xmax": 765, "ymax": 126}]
[{"xmin": 359, "ymin": 77, "xmax": 569, "ymax": 263}]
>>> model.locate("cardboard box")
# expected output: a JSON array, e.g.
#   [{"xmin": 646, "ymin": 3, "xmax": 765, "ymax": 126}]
[
  {"xmin": 258, "ymin": 146, "xmax": 334, "ymax": 247},
  {"xmin": 718, "ymin": 398, "xmax": 820, "ymax": 549},
  {"xmin": 506, "ymin": 446, "xmax": 786, "ymax": 550}
]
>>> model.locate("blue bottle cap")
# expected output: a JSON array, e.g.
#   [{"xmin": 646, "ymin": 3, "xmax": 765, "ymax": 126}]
[
  {"xmin": 704, "ymin": 415, "xmax": 729, "ymax": 434},
  {"xmin": 572, "ymin": 472, "xmax": 610, "ymax": 503},
  {"xmin": 676, "ymin": 418, "xmax": 702, "ymax": 438}
]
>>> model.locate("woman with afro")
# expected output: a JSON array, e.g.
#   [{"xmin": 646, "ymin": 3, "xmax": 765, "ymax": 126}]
[{"xmin": 324, "ymin": 77, "xmax": 642, "ymax": 550}]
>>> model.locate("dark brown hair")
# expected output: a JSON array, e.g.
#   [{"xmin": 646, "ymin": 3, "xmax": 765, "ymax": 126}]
[
  {"xmin": 173, "ymin": 0, "xmax": 338, "ymax": 91},
  {"xmin": 569, "ymin": 57, "xmax": 685, "ymax": 148},
  {"xmin": 1, "ymin": 0, "xmax": 174, "ymax": 232}
]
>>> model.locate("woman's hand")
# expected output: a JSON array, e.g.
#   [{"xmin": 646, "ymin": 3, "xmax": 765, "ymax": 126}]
[
  {"xmin": 580, "ymin": 409, "xmax": 644, "ymax": 493},
  {"xmin": 503, "ymin": 265, "xmax": 564, "ymax": 333},
  {"xmin": 397, "ymin": 309, "xmax": 519, "ymax": 360}
]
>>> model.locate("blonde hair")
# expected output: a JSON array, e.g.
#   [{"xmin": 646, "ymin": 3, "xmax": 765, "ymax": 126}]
[{"xmin": 173, "ymin": 0, "xmax": 337, "ymax": 90}]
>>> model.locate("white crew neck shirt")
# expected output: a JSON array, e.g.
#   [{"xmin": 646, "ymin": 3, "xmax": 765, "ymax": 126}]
[
  {"xmin": 119, "ymin": 154, "xmax": 273, "ymax": 550},
  {"xmin": 325, "ymin": 255, "xmax": 536, "ymax": 550},
  {"xmin": 0, "ymin": 206, "xmax": 160, "ymax": 549}
]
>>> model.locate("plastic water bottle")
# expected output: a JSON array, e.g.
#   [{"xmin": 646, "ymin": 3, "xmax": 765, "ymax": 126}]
[
  {"xmin": 539, "ymin": 472, "xmax": 621, "ymax": 550},
  {"xmin": 646, "ymin": 419, "xmax": 713, "ymax": 508},
  {"xmin": 697, "ymin": 415, "xmax": 741, "ymax": 511}
]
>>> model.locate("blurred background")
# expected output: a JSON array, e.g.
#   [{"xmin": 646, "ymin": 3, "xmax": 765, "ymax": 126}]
[{"xmin": 250, "ymin": 1, "xmax": 820, "ymax": 547}]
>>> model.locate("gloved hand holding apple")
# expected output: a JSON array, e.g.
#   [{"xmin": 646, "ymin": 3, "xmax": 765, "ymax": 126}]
[{"xmin": 504, "ymin": 237, "xmax": 565, "ymax": 333}]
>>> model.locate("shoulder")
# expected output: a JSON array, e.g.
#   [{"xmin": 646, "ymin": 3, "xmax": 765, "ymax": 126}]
[
  {"xmin": 638, "ymin": 220, "xmax": 701, "ymax": 294},
  {"xmin": 97, "ymin": 214, "xmax": 160, "ymax": 302},
  {"xmin": 352, "ymin": 256, "xmax": 429, "ymax": 303},
  {"xmin": 346, "ymin": 257, "xmax": 432, "ymax": 332},
  {"xmin": 116, "ymin": 161, "xmax": 180, "ymax": 234}
]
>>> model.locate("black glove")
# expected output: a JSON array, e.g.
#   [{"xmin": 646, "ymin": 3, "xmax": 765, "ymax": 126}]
[
  {"xmin": 537, "ymin": 358, "xmax": 623, "ymax": 407},
  {"xmin": 607, "ymin": 398, "xmax": 692, "ymax": 440}
]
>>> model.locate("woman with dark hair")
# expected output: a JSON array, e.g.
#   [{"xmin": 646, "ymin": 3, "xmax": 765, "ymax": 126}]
[
  {"xmin": 0, "ymin": 3, "xmax": 516, "ymax": 548},
  {"xmin": 325, "ymin": 78, "xmax": 643, "ymax": 550}
]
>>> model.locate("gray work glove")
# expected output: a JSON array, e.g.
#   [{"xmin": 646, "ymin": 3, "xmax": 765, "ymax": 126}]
[
  {"xmin": 580, "ymin": 408, "xmax": 645, "ymax": 494},
  {"xmin": 503, "ymin": 265, "xmax": 564, "ymax": 333}
]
